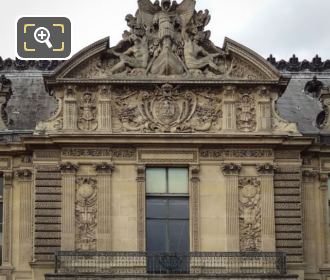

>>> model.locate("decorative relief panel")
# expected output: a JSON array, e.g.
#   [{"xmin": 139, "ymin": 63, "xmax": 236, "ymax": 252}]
[
  {"xmin": 113, "ymin": 84, "xmax": 222, "ymax": 133},
  {"xmin": 239, "ymin": 177, "xmax": 261, "ymax": 252},
  {"xmin": 236, "ymin": 94, "xmax": 256, "ymax": 132},
  {"xmin": 78, "ymin": 92, "xmax": 98, "ymax": 131},
  {"xmin": 75, "ymin": 177, "xmax": 97, "ymax": 251},
  {"xmin": 62, "ymin": 148, "xmax": 136, "ymax": 161},
  {"xmin": 200, "ymin": 149, "xmax": 274, "ymax": 160}
]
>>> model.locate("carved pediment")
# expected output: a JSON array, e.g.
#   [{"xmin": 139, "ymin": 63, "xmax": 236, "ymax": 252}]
[{"xmin": 45, "ymin": 0, "xmax": 281, "ymax": 84}]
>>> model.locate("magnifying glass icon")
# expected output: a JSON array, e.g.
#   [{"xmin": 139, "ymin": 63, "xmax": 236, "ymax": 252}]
[{"xmin": 34, "ymin": 27, "xmax": 53, "ymax": 49}]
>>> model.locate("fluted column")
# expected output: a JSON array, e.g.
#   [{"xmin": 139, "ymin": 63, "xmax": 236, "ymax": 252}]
[
  {"xmin": 319, "ymin": 174, "xmax": 330, "ymax": 264},
  {"xmin": 190, "ymin": 165, "xmax": 200, "ymax": 251},
  {"xmin": 95, "ymin": 163, "xmax": 114, "ymax": 251},
  {"xmin": 257, "ymin": 163, "xmax": 276, "ymax": 251},
  {"xmin": 59, "ymin": 162, "xmax": 79, "ymax": 250},
  {"xmin": 222, "ymin": 163, "xmax": 241, "ymax": 251},
  {"xmin": 136, "ymin": 165, "xmax": 146, "ymax": 251},
  {"xmin": 98, "ymin": 86, "xmax": 112, "ymax": 131},
  {"xmin": 2, "ymin": 172, "xmax": 13, "ymax": 267},
  {"xmin": 63, "ymin": 87, "xmax": 77, "ymax": 130},
  {"xmin": 15, "ymin": 169, "xmax": 33, "ymax": 267},
  {"xmin": 302, "ymin": 169, "xmax": 318, "ymax": 271},
  {"xmin": 222, "ymin": 86, "xmax": 237, "ymax": 131}
]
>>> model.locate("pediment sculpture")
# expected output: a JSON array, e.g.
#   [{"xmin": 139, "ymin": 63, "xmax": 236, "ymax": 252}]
[{"xmin": 101, "ymin": 0, "xmax": 227, "ymax": 78}]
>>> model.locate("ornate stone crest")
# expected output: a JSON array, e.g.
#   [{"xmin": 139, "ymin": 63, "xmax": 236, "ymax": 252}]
[
  {"xmin": 75, "ymin": 177, "xmax": 97, "ymax": 251},
  {"xmin": 113, "ymin": 84, "xmax": 222, "ymax": 132},
  {"xmin": 239, "ymin": 177, "xmax": 261, "ymax": 252},
  {"xmin": 78, "ymin": 92, "xmax": 98, "ymax": 131}
]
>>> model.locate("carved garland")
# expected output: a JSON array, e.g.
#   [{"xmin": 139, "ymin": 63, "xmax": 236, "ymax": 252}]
[{"xmin": 238, "ymin": 177, "xmax": 261, "ymax": 252}]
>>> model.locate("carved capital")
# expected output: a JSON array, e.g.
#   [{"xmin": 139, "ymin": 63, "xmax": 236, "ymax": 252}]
[
  {"xmin": 256, "ymin": 163, "xmax": 276, "ymax": 175},
  {"xmin": 94, "ymin": 162, "xmax": 114, "ymax": 174},
  {"xmin": 136, "ymin": 165, "xmax": 146, "ymax": 182},
  {"xmin": 190, "ymin": 165, "xmax": 200, "ymax": 183},
  {"xmin": 3, "ymin": 172, "xmax": 12, "ymax": 187},
  {"xmin": 14, "ymin": 169, "xmax": 32, "ymax": 181},
  {"xmin": 319, "ymin": 173, "xmax": 329, "ymax": 190},
  {"xmin": 221, "ymin": 163, "xmax": 242, "ymax": 175},
  {"xmin": 58, "ymin": 162, "xmax": 79, "ymax": 173}
]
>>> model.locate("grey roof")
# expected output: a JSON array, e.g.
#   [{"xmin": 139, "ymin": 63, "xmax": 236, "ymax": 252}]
[
  {"xmin": 1, "ymin": 65, "xmax": 329, "ymax": 134},
  {"xmin": 1, "ymin": 70, "xmax": 57, "ymax": 130},
  {"xmin": 277, "ymin": 72, "xmax": 329, "ymax": 134}
]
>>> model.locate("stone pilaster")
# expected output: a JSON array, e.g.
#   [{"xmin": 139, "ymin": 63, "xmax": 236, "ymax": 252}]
[
  {"xmin": 98, "ymin": 86, "xmax": 112, "ymax": 131},
  {"xmin": 95, "ymin": 163, "xmax": 114, "ymax": 251},
  {"xmin": 136, "ymin": 165, "xmax": 145, "ymax": 251},
  {"xmin": 302, "ymin": 169, "xmax": 318, "ymax": 271},
  {"xmin": 15, "ymin": 169, "xmax": 33, "ymax": 268},
  {"xmin": 221, "ymin": 163, "xmax": 241, "ymax": 251},
  {"xmin": 319, "ymin": 173, "xmax": 330, "ymax": 264},
  {"xmin": 63, "ymin": 87, "xmax": 77, "ymax": 130},
  {"xmin": 59, "ymin": 162, "xmax": 79, "ymax": 250},
  {"xmin": 257, "ymin": 163, "xmax": 276, "ymax": 251},
  {"xmin": 2, "ymin": 172, "xmax": 13, "ymax": 267},
  {"xmin": 257, "ymin": 87, "xmax": 272, "ymax": 131},
  {"xmin": 222, "ymin": 86, "xmax": 237, "ymax": 131},
  {"xmin": 190, "ymin": 165, "xmax": 200, "ymax": 252}
]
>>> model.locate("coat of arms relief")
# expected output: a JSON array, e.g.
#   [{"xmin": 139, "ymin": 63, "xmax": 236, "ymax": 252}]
[{"xmin": 112, "ymin": 84, "xmax": 222, "ymax": 133}]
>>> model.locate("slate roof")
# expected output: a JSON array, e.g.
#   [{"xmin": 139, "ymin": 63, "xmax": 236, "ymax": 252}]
[{"xmin": 0, "ymin": 57, "xmax": 329, "ymax": 135}]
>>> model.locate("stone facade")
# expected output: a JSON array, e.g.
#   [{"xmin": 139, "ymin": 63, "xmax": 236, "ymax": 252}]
[{"xmin": 0, "ymin": 1, "xmax": 329, "ymax": 280}]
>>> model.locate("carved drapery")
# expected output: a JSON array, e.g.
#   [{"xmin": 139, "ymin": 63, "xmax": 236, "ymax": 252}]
[
  {"xmin": 257, "ymin": 163, "xmax": 276, "ymax": 251},
  {"xmin": 2, "ymin": 172, "xmax": 13, "ymax": 267},
  {"xmin": 190, "ymin": 165, "xmax": 200, "ymax": 251},
  {"xmin": 221, "ymin": 163, "xmax": 241, "ymax": 251},
  {"xmin": 95, "ymin": 163, "xmax": 114, "ymax": 251},
  {"xmin": 136, "ymin": 165, "xmax": 146, "ymax": 251},
  {"xmin": 15, "ymin": 169, "xmax": 33, "ymax": 267},
  {"xmin": 59, "ymin": 162, "xmax": 79, "ymax": 250},
  {"xmin": 238, "ymin": 177, "xmax": 261, "ymax": 252},
  {"xmin": 75, "ymin": 177, "xmax": 97, "ymax": 251},
  {"xmin": 302, "ymin": 169, "xmax": 318, "ymax": 271}
]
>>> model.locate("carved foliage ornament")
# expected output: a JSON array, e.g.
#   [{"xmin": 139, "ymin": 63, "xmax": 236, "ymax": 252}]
[
  {"xmin": 113, "ymin": 84, "xmax": 222, "ymax": 133},
  {"xmin": 221, "ymin": 163, "xmax": 242, "ymax": 175},
  {"xmin": 239, "ymin": 177, "xmax": 261, "ymax": 252},
  {"xmin": 75, "ymin": 177, "xmax": 97, "ymax": 251}
]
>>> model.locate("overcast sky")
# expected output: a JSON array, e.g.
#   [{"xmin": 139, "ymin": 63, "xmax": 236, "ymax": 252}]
[{"xmin": 0, "ymin": 0, "xmax": 329, "ymax": 61}]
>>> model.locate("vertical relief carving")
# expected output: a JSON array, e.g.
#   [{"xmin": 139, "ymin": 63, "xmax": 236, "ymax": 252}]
[
  {"xmin": 78, "ymin": 92, "xmax": 98, "ymax": 131},
  {"xmin": 75, "ymin": 177, "xmax": 97, "ymax": 251},
  {"xmin": 190, "ymin": 165, "xmax": 200, "ymax": 251},
  {"xmin": 236, "ymin": 94, "xmax": 256, "ymax": 132},
  {"xmin": 239, "ymin": 177, "xmax": 261, "ymax": 252}
]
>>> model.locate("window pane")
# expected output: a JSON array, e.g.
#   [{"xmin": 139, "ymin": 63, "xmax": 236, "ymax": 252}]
[
  {"xmin": 146, "ymin": 199, "xmax": 167, "ymax": 219},
  {"xmin": 146, "ymin": 168, "xmax": 167, "ymax": 193},
  {"xmin": 169, "ymin": 199, "xmax": 189, "ymax": 219},
  {"xmin": 168, "ymin": 168, "xmax": 188, "ymax": 194},
  {"xmin": 168, "ymin": 220, "xmax": 189, "ymax": 253},
  {"xmin": 147, "ymin": 220, "xmax": 167, "ymax": 252}
]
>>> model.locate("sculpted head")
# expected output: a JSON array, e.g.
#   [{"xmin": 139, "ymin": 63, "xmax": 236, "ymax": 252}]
[{"xmin": 161, "ymin": 0, "xmax": 171, "ymax": 11}]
